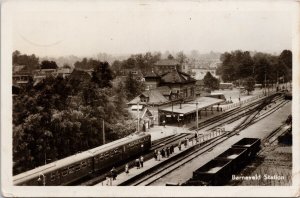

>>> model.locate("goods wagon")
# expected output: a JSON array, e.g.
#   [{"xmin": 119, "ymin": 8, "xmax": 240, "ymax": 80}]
[
  {"xmin": 193, "ymin": 159, "xmax": 233, "ymax": 186},
  {"xmin": 231, "ymin": 138, "xmax": 261, "ymax": 159},
  {"xmin": 215, "ymin": 147, "xmax": 248, "ymax": 172}
]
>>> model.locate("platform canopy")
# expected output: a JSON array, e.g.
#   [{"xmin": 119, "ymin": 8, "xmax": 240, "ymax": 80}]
[{"xmin": 160, "ymin": 97, "xmax": 225, "ymax": 115}]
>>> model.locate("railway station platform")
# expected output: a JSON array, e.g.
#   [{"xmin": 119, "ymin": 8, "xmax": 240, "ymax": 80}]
[
  {"xmin": 94, "ymin": 100, "xmax": 291, "ymax": 186},
  {"xmin": 95, "ymin": 131, "xmax": 221, "ymax": 186}
]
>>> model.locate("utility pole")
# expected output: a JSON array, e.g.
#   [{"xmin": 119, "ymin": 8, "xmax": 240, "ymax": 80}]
[
  {"xmin": 137, "ymin": 102, "xmax": 140, "ymax": 132},
  {"xmin": 196, "ymin": 102, "xmax": 199, "ymax": 132},
  {"xmin": 264, "ymin": 71, "xmax": 267, "ymax": 96},
  {"xmin": 102, "ymin": 119, "xmax": 105, "ymax": 144}
]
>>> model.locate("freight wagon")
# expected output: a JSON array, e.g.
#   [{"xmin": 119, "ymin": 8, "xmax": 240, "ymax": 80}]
[
  {"xmin": 183, "ymin": 138, "xmax": 261, "ymax": 186},
  {"xmin": 192, "ymin": 159, "xmax": 233, "ymax": 186},
  {"xmin": 231, "ymin": 138, "xmax": 261, "ymax": 159},
  {"xmin": 215, "ymin": 147, "xmax": 248, "ymax": 172}
]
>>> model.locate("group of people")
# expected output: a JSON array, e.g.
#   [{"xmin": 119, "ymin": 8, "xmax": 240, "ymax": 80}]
[
  {"xmin": 135, "ymin": 156, "xmax": 144, "ymax": 169},
  {"xmin": 153, "ymin": 145, "xmax": 175, "ymax": 161},
  {"xmin": 106, "ymin": 167, "xmax": 118, "ymax": 185}
]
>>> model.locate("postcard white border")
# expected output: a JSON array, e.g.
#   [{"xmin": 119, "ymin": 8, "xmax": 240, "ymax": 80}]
[{"xmin": 1, "ymin": 0, "xmax": 300, "ymax": 197}]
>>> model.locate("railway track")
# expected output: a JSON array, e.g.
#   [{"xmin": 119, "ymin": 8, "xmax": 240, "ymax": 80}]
[
  {"xmin": 121, "ymin": 97, "xmax": 290, "ymax": 186},
  {"xmin": 78, "ymin": 93, "xmax": 283, "ymax": 186}
]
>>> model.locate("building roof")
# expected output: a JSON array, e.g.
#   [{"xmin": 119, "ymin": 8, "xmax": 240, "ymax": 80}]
[
  {"xmin": 159, "ymin": 96, "xmax": 225, "ymax": 115},
  {"xmin": 160, "ymin": 70, "xmax": 196, "ymax": 84},
  {"xmin": 154, "ymin": 59, "xmax": 180, "ymax": 66},
  {"xmin": 143, "ymin": 69, "xmax": 160, "ymax": 78},
  {"xmin": 156, "ymin": 86, "xmax": 172, "ymax": 96},
  {"xmin": 128, "ymin": 89, "xmax": 169, "ymax": 105}
]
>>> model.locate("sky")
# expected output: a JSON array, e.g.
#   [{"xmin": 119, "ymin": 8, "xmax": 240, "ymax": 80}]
[{"xmin": 8, "ymin": 0, "xmax": 296, "ymax": 57}]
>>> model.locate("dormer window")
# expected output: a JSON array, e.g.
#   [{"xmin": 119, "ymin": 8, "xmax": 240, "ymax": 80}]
[{"xmin": 140, "ymin": 96, "xmax": 149, "ymax": 103}]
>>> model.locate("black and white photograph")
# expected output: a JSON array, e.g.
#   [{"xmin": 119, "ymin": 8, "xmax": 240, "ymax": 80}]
[{"xmin": 1, "ymin": 0, "xmax": 299, "ymax": 197}]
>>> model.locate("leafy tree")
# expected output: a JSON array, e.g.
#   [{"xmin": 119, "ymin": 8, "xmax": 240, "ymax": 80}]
[
  {"xmin": 91, "ymin": 61, "xmax": 113, "ymax": 88},
  {"xmin": 124, "ymin": 72, "xmax": 145, "ymax": 100},
  {"xmin": 12, "ymin": 50, "xmax": 39, "ymax": 71},
  {"xmin": 176, "ymin": 51, "xmax": 187, "ymax": 64},
  {"xmin": 243, "ymin": 77, "xmax": 255, "ymax": 95},
  {"xmin": 62, "ymin": 64, "xmax": 71, "ymax": 69},
  {"xmin": 279, "ymin": 50, "xmax": 292, "ymax": 69},
  {"xmin": 203, "ymin": 72, "xmax": 220, "ymax": 90},
  {"xmin": 40, "ymin": 60, "xmax": 58, "ymax": 69},
  {"xmin": 167, "ymin": 54, "xmax": 174, "ymax": 60}
]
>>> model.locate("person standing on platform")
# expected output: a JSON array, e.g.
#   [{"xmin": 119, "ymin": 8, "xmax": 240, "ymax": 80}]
[
  {"xmin": 161, "ymin": 148, "xmax": 165, "ymax": 158},
  {"xmin": 125, "ymin": 163, "xmax": 129, "ymax": 175},
  {"xmin": 140, "ymin": 156, "xmax": 144, "ymax": 168},
  {"xmin": 170, "ymin": 144, "xmax": 174, "ymax": 154},
  {"xmin": 178, "ymin": 140, "xmax": 182, "ymax": 151},
  {"xmin": 163, "ymin": 120, "xmax": 166, "ymax": 128},
  {"xmin": 184, "ymin": 138, "xmax": 188, "ymax": 148},
  {"xmin": 166, "ymin": 147, "xmax": 170, "ymax": 158},
  {"xmin": 154, "ymin": 150, "xmax": 157, "ymax": 161},
  {"xmin": 158, "ymin": 150, "xmax": 161, "ymax": 161},
  {"xmin": 136, "ymin": 158, "xmax": 140, "ymax": 169},
  {"xmin": 111, "ymin": 167, "xmax": 117, "ymax": 180}
]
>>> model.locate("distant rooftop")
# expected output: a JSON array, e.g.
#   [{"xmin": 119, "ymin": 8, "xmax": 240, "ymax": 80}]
[
  {"xmin": 161, "ymin": 70, "xmax": 196, "ymax": 84},
  {"xmin": 128, "ymin": 89, "xmax": 169, "ymax": 105},
  {"xmin": 154, "ymin": 59, "xmax": 180, "ymax": 66}
]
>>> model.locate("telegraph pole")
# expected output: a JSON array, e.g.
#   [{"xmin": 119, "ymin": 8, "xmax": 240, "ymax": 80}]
[
  {"xmin": 137, "ymin": 102, "xmax": 140, "ymax": 132},
  {"xmin": 102, "ymin": 119, "xmax": 105, "ymax": 144},
  {"xmin": 196, "ymin": 102, "xmax": 199, "ymax": 132},
  {"xmin": 264, "ymin": 72, "xmax": 267, "ymax": 96}
]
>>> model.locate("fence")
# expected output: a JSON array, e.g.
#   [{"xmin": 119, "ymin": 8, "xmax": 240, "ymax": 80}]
[{"xmin": 219, "ymin": 91, "xmax": 276, "ymax": 112}]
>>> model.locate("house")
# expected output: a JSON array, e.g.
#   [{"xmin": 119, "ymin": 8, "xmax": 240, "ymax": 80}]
[
  {"xmin": 159, "ymin": 69, "xmax": 196, "ymax": 100},
  {"xmin": 13, "ymin": 71, "xmax": 32, "ymax": 86},
  {"xmin": 57, "ymin": 68, "xmax": 72, "ymax": 78},
  {"xmin": 190, "ymin": 67, "xmax": 218, "ymax": 80},
  {"xmin": 127, "ymin": 89, "xmax": 170, "ymax": 125},
  {"xmin": 154, "ymin": 59, "xmax": 182, "ymax": 75},
  {"xmin": 144, "ymin": 69, "xmax": 161, "ymax": 90}
]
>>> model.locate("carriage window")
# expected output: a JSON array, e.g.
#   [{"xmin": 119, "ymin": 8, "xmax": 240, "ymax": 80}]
[
  {"xmin": 75, "ymin": 165, "xmax": 81, "ymax": 172},
  {"xmin": 50, "ymin": 173, "xmax": 56, "ymax": 181},
  {"xmin": 99, "ymin": 154, "xmax": 104, "ymax": 161},
  {"xmin": 81, "ymin": 161, "xmax": 87, "ymax": 168},
  {"xmin": 105, "ymin": 152, "xmax": 109, "ymax": 158},
  {"xmin": 62, "ymin": 168, "xmax": 68, "ymax": 176}
]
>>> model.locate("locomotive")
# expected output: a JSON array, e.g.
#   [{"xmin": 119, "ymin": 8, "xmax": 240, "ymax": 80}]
[{"xmin": 13, "ymin": 133, "xmax": 151, "ymax": 186}]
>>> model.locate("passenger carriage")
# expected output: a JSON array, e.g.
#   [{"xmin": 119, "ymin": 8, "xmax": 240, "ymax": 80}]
[{"xmin": 13, "ymin": 133, "xmax": 151, "ymax": 186}]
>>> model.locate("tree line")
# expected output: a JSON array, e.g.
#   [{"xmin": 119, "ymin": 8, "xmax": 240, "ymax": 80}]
[
  {"xmin": 13, "ymin": 54, "xmax": 145, "ymax": 174},
  {"xmin": 217, "ymin": 50, "xmax": 292, "ymax": 84}
]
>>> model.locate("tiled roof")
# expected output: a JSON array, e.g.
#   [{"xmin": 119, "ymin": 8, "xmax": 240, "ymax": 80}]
[
  {"xmin": 160, "ymin": 70, "xmax": 196, "ymax": 84},
  {"xmin": 156, "ymin": 86, "xmax": 172, "ymax": 96},
  {"xmin": 128, "ymin": 89, "xmax": 169, "ymax": 105},
  {"xmin": 143, "ymin": 69, "xmax": 160, "ymax": 78},
  {"xmin": 154, "ymin": 59, "xmax": 180, "ymax": 66}
]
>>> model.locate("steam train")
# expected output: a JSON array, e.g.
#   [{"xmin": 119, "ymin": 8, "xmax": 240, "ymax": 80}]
[{"xmin": 13, "ymin": 133, "xmax": 151, "ymax": 186}]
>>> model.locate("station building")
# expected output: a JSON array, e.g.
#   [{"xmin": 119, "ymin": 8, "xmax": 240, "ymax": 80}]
[{"xmin": 128, "ymin": 67, "xmax": 225, "ymax": 127}]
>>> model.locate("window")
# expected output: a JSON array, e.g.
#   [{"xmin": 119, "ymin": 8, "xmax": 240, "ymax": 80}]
[
  {"xmin": 99, "ymin": 154, "xmax": 104, "ymax": 161},
  {"xmin": 105, "ymin": 152, "xmax": 109, "ymax": 158},
  {"xmin": 50, "ymin": 172, "xmax": 56, "ymax": 181},
  {"xmin": 81, "ymin": 161, "xmax": 87, "ymax": 168},
  {"xmin": 62, "ymin": 168, "xmax": 68, "ymax": 177}
]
